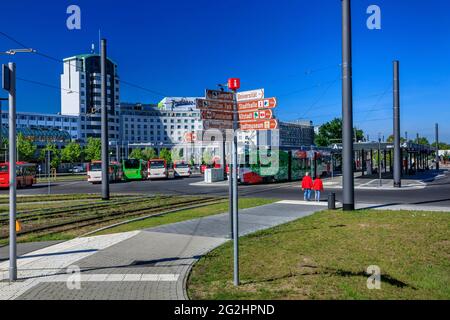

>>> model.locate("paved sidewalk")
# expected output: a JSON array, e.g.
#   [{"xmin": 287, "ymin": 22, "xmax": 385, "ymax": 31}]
[{"xmin": 0, "ymin": 202, "xmax": 324, "ymax": 300}]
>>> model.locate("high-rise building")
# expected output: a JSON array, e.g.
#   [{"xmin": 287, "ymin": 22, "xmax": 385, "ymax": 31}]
[{"xmin": 60, "ymin": 53, "xmax": 120, "ymax": 143}]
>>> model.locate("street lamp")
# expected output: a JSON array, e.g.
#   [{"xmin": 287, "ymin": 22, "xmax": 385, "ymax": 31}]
[
  {"xmin": 1, "ymin": 48, "xmax": 36, "ymax": 282},
  {"xmin": 0, "ymin": 48, "xmax": 36, "ymax": 56}
]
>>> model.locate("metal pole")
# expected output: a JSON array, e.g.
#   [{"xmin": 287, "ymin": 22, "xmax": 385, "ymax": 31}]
[
  {"xmin": 393, "ymin": 60, "xmax": 402, "ymax": 188},
  {"xmin": 435, "ymin": 123, "xmax": 440, "ymax": 171},
  {"xmin": 341, "ymin": 0, "xmax": 355, "ymax": 211},
  {"xmin": 8, "ymin": 63, "xmax": 17, "ymax": 281},
  {"xmin": 378, "ymin": 138, "xmax": 382, "ymax": 187},
  {"xmin": 101, "ymin": 39, "xmax": 110, "ymax": 200},
  {"xmin": 228, "ymin": 138, "xmax": 233, "ymax": 239},
  {"xmin": 47, "ymin": 150, "xmax": 51, "ymax": 195},
  {"xmin": 232, "ymin": 89, "xmax": 239, "ymax": 286}
]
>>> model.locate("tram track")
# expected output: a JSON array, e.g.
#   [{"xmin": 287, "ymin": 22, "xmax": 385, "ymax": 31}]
[
  {"xmin": 0, "ymin": 196, "xmax": 226, "ymax": 240},
  {"xmin": 0, "ymin": 195, "xmax": 173, "ymax": 224}
]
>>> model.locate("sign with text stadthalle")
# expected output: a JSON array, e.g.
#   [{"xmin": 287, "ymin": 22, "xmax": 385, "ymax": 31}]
[
  {"xmin": 237, "ymin": 98, "xmax": 277, "ymax": 112},
  {"xmin": 236, "ymin": 89, "xmax": 264, "ymax": 102}
]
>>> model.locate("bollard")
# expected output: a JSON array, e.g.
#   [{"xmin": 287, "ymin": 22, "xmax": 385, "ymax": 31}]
[{"xmin": 328, "ymin": 193, "xmax": 336, "ymax": 210}]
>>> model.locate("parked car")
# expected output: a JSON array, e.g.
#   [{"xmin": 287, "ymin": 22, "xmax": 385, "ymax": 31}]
[{"xmin": 69, "ymin": 165, "xmax": 84, "ymax": 173}]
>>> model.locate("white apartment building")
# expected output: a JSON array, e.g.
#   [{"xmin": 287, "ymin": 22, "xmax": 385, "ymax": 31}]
[{"xmin": 120, "ymin": 98, "xmax": 203, "ymax": 150}]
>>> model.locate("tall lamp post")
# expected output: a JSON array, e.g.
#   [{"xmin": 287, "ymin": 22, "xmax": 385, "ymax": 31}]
[{"xmin": 1, "ymin": 48, "xmax": 35, "ymax": 282}]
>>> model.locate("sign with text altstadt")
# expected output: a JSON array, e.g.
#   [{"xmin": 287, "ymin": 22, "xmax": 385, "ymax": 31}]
[{"xmin": 239, "ymin": 109, "xmax": 273, "ymax": 121}]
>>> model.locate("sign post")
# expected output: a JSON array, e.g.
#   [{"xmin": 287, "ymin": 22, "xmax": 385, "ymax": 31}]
[{"xmin": 228, "ymin": 78, "xmax": 240, "ymax": 286}]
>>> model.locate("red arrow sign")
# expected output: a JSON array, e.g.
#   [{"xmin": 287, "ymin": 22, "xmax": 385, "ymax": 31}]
[
  {"xmin": 238, "ymin": 98, "xmax": 277, "ymax": 112},
  {"xmin": 239, "ymin": 109, "xmax": 273, "ymax": 121},
  {"xmin": 240, "ymin": 119, "xmax": 278, "ymax": 131}
]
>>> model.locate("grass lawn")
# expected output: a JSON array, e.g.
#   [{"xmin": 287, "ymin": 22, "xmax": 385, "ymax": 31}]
[
  {"xmin": 188, "ymin": 209, "xmax": 450, "ymax": 300},
  {"xmin": 36, "ymin": 174, "xmax": 87, "ymax": 183},
  {"xmin": 93, "ymin": 197, "xmax": 278, "ymax": 236}
]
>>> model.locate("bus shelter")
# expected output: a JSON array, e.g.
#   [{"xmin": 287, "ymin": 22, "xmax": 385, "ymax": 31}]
[{"xmin": 330, "ymin": 142, "xmax": 434, "ymax": 176}]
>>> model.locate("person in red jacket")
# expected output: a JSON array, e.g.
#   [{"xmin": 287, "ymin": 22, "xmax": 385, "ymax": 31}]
[
  {"xmin": 301, "ymin": 172, "xmax": 313, "ymax": 201},
  {"xmin": 313, "ymin": 176, "xmax": 324, "ymax": 202}
]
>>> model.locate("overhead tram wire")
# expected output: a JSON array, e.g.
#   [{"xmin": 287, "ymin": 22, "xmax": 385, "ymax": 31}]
[
  {"xmin": 0, "ymin": 30, "xmax": 169, "ymax": 99},
  {"xmin": 16, "ymin": 77, "xmax": 79, "ymax": 94}
]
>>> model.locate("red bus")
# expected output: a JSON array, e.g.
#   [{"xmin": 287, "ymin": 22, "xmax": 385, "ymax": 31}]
[{"xmin": 0, "ymin": 162, "xmax": 37, "ymax": 188}]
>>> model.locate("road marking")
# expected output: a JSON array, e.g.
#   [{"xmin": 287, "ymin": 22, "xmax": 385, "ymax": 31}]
[
  {"xmin": 277, "ymin": 200, "xmax": 330, "ymax": 207},
  {"xmin": 44, "ymin": 273, "xmax": 180, "ymax": 283}
]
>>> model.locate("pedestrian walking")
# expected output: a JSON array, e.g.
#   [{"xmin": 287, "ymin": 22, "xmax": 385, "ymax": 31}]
[
  {"xmin": 301, "ymin": 172, "xmax": 313, "ymax": 201},
  {"xmin": 313, "ymin": 176, "xmax": 324, "ymax": 202}
]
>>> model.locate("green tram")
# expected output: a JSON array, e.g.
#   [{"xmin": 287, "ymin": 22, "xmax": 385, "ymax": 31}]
[
  {"xmin": 240, "ymin": 148, "xmax": 332, "ymax": 184},
  {"xmin": 122, "ymin": 159, "xmax": 147, "ymax": 180}
]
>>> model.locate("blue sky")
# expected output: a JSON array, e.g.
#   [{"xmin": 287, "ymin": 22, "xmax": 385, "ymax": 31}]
[{"xmin": 1, "ymin": 0, "xmax": 449, "ymax": 142}]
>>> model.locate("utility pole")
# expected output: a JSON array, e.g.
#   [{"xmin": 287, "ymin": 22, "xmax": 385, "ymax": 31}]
[
  {"xmin": 435, "ymin": 123, "xmax": 440, "ymax": 171},
  {"xmin": 378, "ymin": 135, "xmax": 382, "ymax": 187},
  {"xmin": 393, "ymin": 60, "xmax": 402, "ymax": 188},
  {"xmin": 341, "ymin": 0, "xmax": 355, "ymax": 211},
  {"xmin": 2, "ymin": 63, "xmax": 17, "ymax": 281},
  {"xmin": 101, "ymin": 39, "xmax": 110, "ymax": 200}
]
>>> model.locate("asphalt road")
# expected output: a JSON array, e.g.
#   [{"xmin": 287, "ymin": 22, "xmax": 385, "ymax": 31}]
[{"xmin": 2, "ymin": 171, "xmax": 450, "ymax": 208}]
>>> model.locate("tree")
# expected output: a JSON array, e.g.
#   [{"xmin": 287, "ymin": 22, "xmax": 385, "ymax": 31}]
[
  {"xmin": 40, "ymin": 144, "xmax": 61, "ymax": 169},
  {"xmin": 417, "ymin": 137, "xmax": 430, "ymax": 145},
  {"xmin": 129, "ymin": 149, "xmax": 143, "ymax": 160},
  {"xmin": 431, "ymin": 142, "xmax": 450, "ymax": 150},
  {"xmin": 17, "ymin": 133, "xmax": 37, "ymax": 162},
  {"xmin": 202, "ymin": 149, "xmax": 213, "ymax": 165},
  {"xmin": 141, "ymin": 147, "xmax": 156, "ymax": 161},
  {"xmin": 84, "ymin": 138, "xmax": 101, "ymax": 161},
  {"xmin": 159, "ymin": 148, "xmax": 172, "ymax": 165},
  {"xmin": 61, "ymin": 142, "xmax": 83, "ymax": 165},
  {"xmin": 386, "ymin": 135, "xmax": 407, "ymax": 144},
  {"xmin": 314, "ymin": 118, "xmax": 364, "ymax": 147}
]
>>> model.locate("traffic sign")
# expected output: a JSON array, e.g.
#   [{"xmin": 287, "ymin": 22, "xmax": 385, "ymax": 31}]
[
  {"xmin": 240, "ymin": 119, "xmax": 278, "ymax": 131},
  {"xmin": 238, "ymin": 98, "xmax": 277, "ymax": 112},
  {"xmin": 201, "ymin": 110, "xmax": 234, "ymax": 121},
  {"xmin": 237, "ymin": 89, "xmax": 264, "ymax": 102},
  {"xmin": 205, "ymin": 89, "xmax": 234, "ymax": 101},
  {"xmin": 239, "ymin": 109, "xmax": 273, "ymax": 121},
  {"xmin": 184, "ymin": 132, "xmax": 198, "ymax": 143},
  {"xmin": 197, "ymin": 99, "xmax": 234, "ymax": 111}
]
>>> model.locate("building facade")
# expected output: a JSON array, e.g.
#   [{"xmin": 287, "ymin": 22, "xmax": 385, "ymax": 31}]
[
  {"xmin": 120, "ymin": 98, "xmax": 203, "ymax": 149},
  {"xmin": 279, "ymin": 120, "xmax": 315, "ymax": 147},
  {"xmin": 61, "ymin": 54, "xmax": 120, "ymax": 143},
  {"xmin": 1, "ymin": 111, "xmax": 79, "ymax": 142}
]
